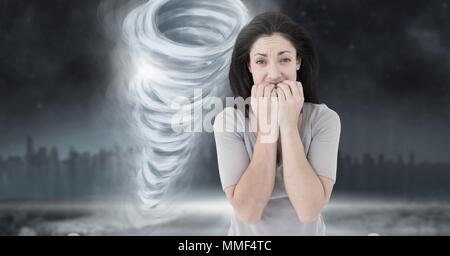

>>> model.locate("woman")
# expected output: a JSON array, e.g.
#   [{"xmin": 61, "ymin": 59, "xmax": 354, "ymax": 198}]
[{"xmin": 213, "ymin": 12, "xmax": 341, "ymax": 235}]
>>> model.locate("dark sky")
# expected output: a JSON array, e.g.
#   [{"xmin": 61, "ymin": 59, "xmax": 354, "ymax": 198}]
[
  {"xmin": 279, "ymin": 0, "xmax": 450, "ymax": 163},
  {"xmin": 0, "ymin": 0, "xmax": 114, "ymax": 156},
  {"xmin": 1, "ymin": 0, "xmax": 449, "ymax": 162}
]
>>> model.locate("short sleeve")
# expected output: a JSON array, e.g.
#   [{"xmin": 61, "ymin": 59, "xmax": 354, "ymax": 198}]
[
  {"xmin": 213, "ymin": 107, "xmax": 250, "ymax": 190},
  {"xmin": 307, "ymin": 107, "xmax": 341, "ymax": 182}
]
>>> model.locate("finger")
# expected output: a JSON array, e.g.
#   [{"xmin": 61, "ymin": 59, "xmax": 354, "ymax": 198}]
[
  {"xmin": 256, "ymin": 83, "xmax": 265, "ymax": 99},
  {"xmin": 255, "ymin": 83, "xmax": 270, "ymax": 112},
  {"xmin": 264, "ymin": 85, "xmax": 274, "ymax": 111},
  {"xmin": 271, "ymin": 88, "xmax": 277, "ymax": 99},
  {"xmin": 263, "ymin": 84, "xmax": 274, "ymax": 98},
  {"xmin": 270, "ymin": 93, "xmax": 278, "ymax": 123},
  {"xmin": 277, "ymin": 87, "xmax": 286, "ymax": 101},
  {"xmin": 270, "ymin": 89, "xmax": 278, "ymax": 109},
  {"xmin": 277, "ymin": 83, "xmax": 293, "ymax": 101},
  {"xmin": 284, "ymin": 80, "xmax": 300, "ymax": 99},
  {"xmin": 250, "ymin": 85, "xmax": 258, "ymax": 114},
  {"xmin": 297, "ymin": 81, "xmax": 304, "ymax": 99}
]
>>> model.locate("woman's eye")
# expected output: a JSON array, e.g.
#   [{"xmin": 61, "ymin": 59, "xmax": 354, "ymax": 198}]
[
  {"xmin": 281, "ymin": 58, "xmax": 291, "ymax": 63},
  {"xmin": 256, "ymin": 60, "xmax": 266, "ymax": 64}
]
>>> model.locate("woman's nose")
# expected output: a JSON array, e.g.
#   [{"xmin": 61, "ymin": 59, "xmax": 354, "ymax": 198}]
[{"xmin": 267, "ymin": 63, "xmax": 282, "ymax": 82}]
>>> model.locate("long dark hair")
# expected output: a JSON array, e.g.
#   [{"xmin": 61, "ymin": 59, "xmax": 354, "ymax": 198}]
[{"xmin": 229, "ymin": 12, "xmax": 320, "ymax": 117}]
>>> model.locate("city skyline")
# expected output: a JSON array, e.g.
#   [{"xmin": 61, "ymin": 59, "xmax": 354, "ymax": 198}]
[{"xmin": 1, "ymin": 135, "xmax": 449, "ymax": 201}]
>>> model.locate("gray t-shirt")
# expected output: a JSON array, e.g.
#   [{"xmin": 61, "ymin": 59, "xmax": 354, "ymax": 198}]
[{"xmin": 213, "ymin": 102, "xmax": 341, "ymax": 236}]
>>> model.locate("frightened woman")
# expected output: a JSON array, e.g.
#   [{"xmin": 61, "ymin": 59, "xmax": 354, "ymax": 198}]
[{"xmin": 213, "ymin": 12, "xmax": 341, "ymax": 235}]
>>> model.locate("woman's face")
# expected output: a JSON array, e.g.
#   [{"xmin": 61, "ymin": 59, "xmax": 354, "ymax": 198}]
[{"xmin": 248, "ymin": 33, "xmax": 300, "ymax": 86}]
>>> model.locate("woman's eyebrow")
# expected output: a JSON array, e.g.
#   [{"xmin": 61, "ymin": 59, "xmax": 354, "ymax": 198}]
[
  {"xmin": 254, "ymin": 53, "xmax": 267, "ymax": 57},
  {"xmin": 253, "ymin": 50, "xmax": 293, "ymax": 57},
  {"xmin": 278, "ymin": 50, "xmax": 293, "ymax": 55}
]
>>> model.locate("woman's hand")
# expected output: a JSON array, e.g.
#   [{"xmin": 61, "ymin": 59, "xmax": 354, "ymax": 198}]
[
  {"xmin": 251, "ymin": 83, "xmax": 279, "ymax": 143},
  {"xmin": 276, "ymin": 80, "xmax": 304, "ymax": 132}
]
